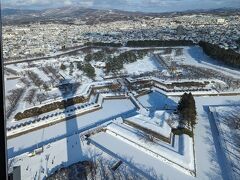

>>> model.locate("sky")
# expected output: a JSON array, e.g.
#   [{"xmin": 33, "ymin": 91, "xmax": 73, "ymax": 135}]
[{"xmin": 2, "ymin": 0, "xmax": 240, "ymax": 12}]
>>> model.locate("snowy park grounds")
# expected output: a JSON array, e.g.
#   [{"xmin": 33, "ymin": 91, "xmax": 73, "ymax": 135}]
[
  {"xmin": 7, "ymin": 89, "xmax": 240, "ymax": 179},
  {"xmin": 137, "ymin": 90, "xmax": 177, "ymax": 111},
  {"xmin": 5, "ymin": 44, "xmax": 240, "ymax": 179},
  {"xmin": 123, "ymin": 55, "xmax": 160, "ymax": 75},
  {"xmin": 209, "ymin": 106, "xmax": 240, "ymax": 180},
  {"xmin": 90, "ymin": 117, "xmax": 195, "ymax": 176},
  {"xmin": 8, "ymin": 131, "xmax": 148, "ymax": 180},
  {"xmin": 5, "ymin": 45, "xmax": 240, "ymax": 126},
  {"xmin": 124, "ymin": 112, "xmax": 172, "ymax": 141},
  {"xmin": 8, "ymin": 91, "xmax": 196, "ymax": 179},
  {"xmin": 7, "ymin": 99, "xmax": 137, "ymax": 158}
]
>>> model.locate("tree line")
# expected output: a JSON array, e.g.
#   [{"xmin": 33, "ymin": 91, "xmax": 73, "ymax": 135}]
[
  {"xmin": 61, "ymin": 61, "xmax": 96, "ymax": 79},
  {"xmin": 106, "ymin": 51, "xmax": 137, "ymax": 73},
  {"xmin": 106, "ymin": 50, "xmax": 149, "ymax": 73},
  {"xmin": 7, "ymin": 88, "xmax": 25, "ymax": 118},
  {"xmin": 14, "ymin": 83, "xmax": 121, "ymax": 120},
  {"xmin": 84, "ymin": 40, "xmax": 194, "ymax": 48},
  {"xmin": 83, "ymin": 48, "xmax": 117, "ymax": 62},
  {"xmin": 199, "ymin": 41, "xmax": 240, "ymax": 68},
  {"xmin": 126, "ymin": 40, "xmax": 194, "ymax": 47},
  {"xmin": 15, "ymin": 96, "xmax": 87, "ymax": 120},
  {"xmin": 84, "ymin": 42, "xmax": 122, "ymax": 47},
  {"xmin": 84, "ymin": 51, "xmax": 106, "ymax": 62}
]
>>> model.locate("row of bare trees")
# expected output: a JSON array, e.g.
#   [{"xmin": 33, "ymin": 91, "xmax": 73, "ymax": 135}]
[
  {"xmin": 24, "ymin": 88, "xmax": 37, "ymax": 105},
  {"xmin": 4, "ymin": 67, "xmax": 19, "ymax": 76},
  {"xmin": 26, "ymin": 70, "xmax": 44, "ymax": 88},
  {"xmin": 19, "ymin": 77, "xmax": 31, "ymax": 87},
  {"xmin": 42, "ymin": 65, "xmax": 62, "ymax": 87},
  {"xmin": 6, "ymin": 88, "xmax": 25, "ymax": 117},
  {"xmin": 224, "ymin": 109, "xmax": 240, "ymax": 132},
  {"xmin": 42, "ymin": 65, "xmax": 61, "ymax": 79},
  {"xmin": 179, "ymin": 64, "xmax": 240, "ymax": 91}
]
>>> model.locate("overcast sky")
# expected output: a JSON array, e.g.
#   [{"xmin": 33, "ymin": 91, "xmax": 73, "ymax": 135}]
[{"xmin": 2, "ymin": 0, "xmax": 240, "ymax": 12}]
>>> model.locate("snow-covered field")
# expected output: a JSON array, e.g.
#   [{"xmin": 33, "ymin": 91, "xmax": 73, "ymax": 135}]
[
  {"xmin": 184, "ymin": 95, "xmax": 240, "ymax": 180},
  {"xmin": 124, "ymin": 112, "xmax": 172, "ymax": 139},
  {"xmin": 8, "ymin": 99, "xmax": 137, "ymax": 158},
  {"xmin": 180, "ymin": 46, "xmax": 240, "ymax": 79},
  {"xmin": 124, "ymin": 56, "xmax": 160, "ymax": 75},
  {"xmin": 4, "ymin": 78, "xmax": 19, "ymax": 96},
  {"xmin": 209, "ymin": 106, "xmax": 240, "ymax": 180},
  {"xmin": 90, "ymin": 131, "xmax": 193, "ymax": 179},
  {"xmin": 93, "ymin": 120, "xmax": 195, "ymax": 176},
  {"xmin": 137, "ymin": 91, "xmax": 177, "ymax": 110},
  {"xmin": 8, "ymin": 129, "xmax": 148, "ymax": 180}
]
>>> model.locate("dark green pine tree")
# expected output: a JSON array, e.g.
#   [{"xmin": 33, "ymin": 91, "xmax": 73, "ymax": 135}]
[{"xmin": 178, "ymin": 93, "xmax": 197, "ymax": 128}]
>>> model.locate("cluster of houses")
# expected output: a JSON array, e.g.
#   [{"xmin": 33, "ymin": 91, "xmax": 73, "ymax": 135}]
[{"xmin": 3, "ymin": 14, "xmax": 240, "ymax": 60}]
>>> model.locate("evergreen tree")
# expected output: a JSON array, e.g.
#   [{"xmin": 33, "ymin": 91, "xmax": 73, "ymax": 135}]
[
  {"xmin": 76, "ymin": 61, "xmax": 83, "ymax": 70},
  {"xmin": 82, "ymin": 63, "xmax": 96, "ymax": 79},
  {"xmin": 178, "ymin": 93, "xmax": 197, "ymax": 128},
  {"xmin": 60, "ymin": 63, "xmax": 66, "ymax": 71}
]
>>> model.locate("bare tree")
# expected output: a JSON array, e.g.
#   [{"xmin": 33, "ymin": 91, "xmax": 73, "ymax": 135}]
[
  {"xmin": 36, "ymin": 93, "xmax": 47, "ymax": 104},
  {"xmin": 6, "ymin": 88, "xmax": 25, "ymax": 117},
  {"xmin": 24, "ymin": 88, "xmax": 37, "ymax": 105},
  {"xmin": 43, "ymin": 83, "xmax": 50, "ymax": 92},
  {"xmin": 52, "ymin": 93, "xmax": 59, "ymax": 100},
  {"xmin": 4, "ymin": 67, "xmax": 19, "ymax": 76},
  {"xmin": 19, "ymin": 77, "xmax": 31, "ymax": 87},
  {"xmin": 225, "ymin": 109, "xmax": 240, "ymax": 130},
  {"xmin": 27, "ymin": 71, "xmax": 44, "ymax": 89}
]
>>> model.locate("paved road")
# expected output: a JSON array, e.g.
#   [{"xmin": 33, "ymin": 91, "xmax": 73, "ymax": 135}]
[{"xmin": 4, "ymin": 46, "xmax": 88, "ymax": 65}]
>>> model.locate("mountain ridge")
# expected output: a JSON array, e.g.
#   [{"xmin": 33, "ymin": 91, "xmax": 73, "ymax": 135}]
[{"xmin": 2, "ymin": 6, "xmax": 240, "ymax": 25}]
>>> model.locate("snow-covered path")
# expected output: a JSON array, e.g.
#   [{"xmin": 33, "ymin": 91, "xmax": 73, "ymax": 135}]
[{"xmin": 129, "ymin": 92, "xmax": 149, "ymax": 116}]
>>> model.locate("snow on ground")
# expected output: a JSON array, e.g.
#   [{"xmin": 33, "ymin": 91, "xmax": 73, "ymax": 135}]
[
  {"xmin": 124, "ymin": 56, "xmax": 159, "ymax": 75},
  {"xmin": 100, "ymin": 121, "xmax": 194, "ymax": 175},
  {"xmin": 178, "ymin": 95, "xmax": 240, "ymax": 180},
  {"xmin": 125, "ymin": 112, "xmax": 172, "ymax": 139},
  {"xmin": 137, "ymin": 91, "xmax": 177, "ymax": 110},
  {"xmin": 90, "ymin": 131, "xmax": 194, "ymax": 180},
  {"xmin": 6, "ymin": 64, "xmax": 24, "ymax": 73},
  {"xmin": 129, "ymin": 93, "xmax": 240, "ymax": 180},
  {"xmin": 7, "ymin": 91, "xmax": 240, "ymax": 180},
  {"xmin": 209, "ymin": 106, "xmax": 240, "ymax": 180},
  {"xmin": 93, "ymin": 67, "xmax": 104, "ymax": 81},
  {"xmin": 181, "ymin": 46, "xmax": 240, "ymax": 79},
  {"xmin": 28, "ymin": 67, "xmax": 52, "ymax": 82},
  {"xmin": 4, "ymin": 78, "xmax": 21, "ymax": 95},
  {"xmin": 5, "ymin": 45, "xmax": 240, "ymax": 123},
  {"xmin": 6, "ymin": 78, "xmax": 115, "ymax": 126},
  {"xmin": 7, "ymin": 99, "xmax": 137, "ymax": 158},
  {"xmin": 5, "ymin": 46, "xmax": 240, "ymax": 179},
  {"xmin": 8, "ymin": 130, "xmax": 148, "ymax": 180}
]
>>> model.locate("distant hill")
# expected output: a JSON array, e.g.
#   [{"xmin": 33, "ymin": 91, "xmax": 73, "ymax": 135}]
[
  {"xmin": 2, "ymin": 6, "xmax": 240, "ymax": 25},
  {"xmin": 2, "ymin": 6, "xmax": 146, "ymax": 25},
  {"xmin": 2, "ymin": 8, "xmax": 40, "ymax": 16}
]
